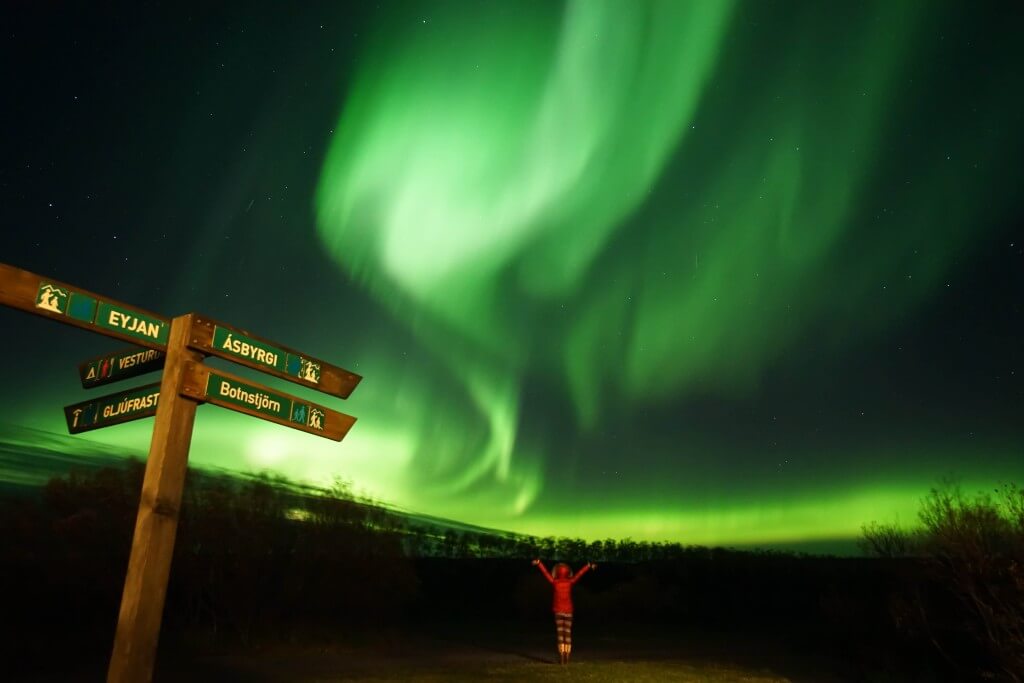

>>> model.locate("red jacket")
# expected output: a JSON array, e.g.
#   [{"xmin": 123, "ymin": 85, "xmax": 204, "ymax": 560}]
[{"xmin": 536, "ymin": 561, "xmax": 591, "ymax": 614}]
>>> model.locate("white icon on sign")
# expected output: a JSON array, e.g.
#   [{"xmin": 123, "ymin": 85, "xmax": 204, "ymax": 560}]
[
  {"xmin": 36, "ymin": 284, "xmax": 68, "ymax": 313},
  {"xmin": 299, "ymin": 359, "xmax": 321, "ymax": 383},
  {"xmin": 308, "ymin": 408, "xmax": 324, "ymax": 430},
  {"xmin": 72, "ymin": 408, "xmax": 84, "ymax": 428}
]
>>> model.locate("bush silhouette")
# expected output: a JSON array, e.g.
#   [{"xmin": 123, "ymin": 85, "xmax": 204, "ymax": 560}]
[{"xmin": 862, "ymin": 483, "xmax": 1024, "ymax": 681}]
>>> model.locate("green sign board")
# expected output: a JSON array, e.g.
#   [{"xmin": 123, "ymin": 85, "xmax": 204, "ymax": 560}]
[
  {"xmin": 95, "ymin": 301, "xmax": 169, "ymax": 345},
  {"xmin": 63, "ymin": 383, "xmax": 162, "ymax": 434},
  {"xmin": 211, "ymin": 326, "xmax": 287, "ymax": 372},
  {"xmin": 210, "ymin": 325, "xmax": 323, "ymax": 385},
  {"xmin": 34, "ymin": 281, "xmax": 169, "ymax": 347},
  {"xmin": 80, "ymin": 347, "xmax": 165, "ymax": 389},
  {"xmin": 204, "ymin": 371, "xmax": 325, "ymax": 432}
]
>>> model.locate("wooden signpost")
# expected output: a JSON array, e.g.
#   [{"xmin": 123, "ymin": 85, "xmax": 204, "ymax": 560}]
[
  {"xmin": 107, "ymin": 314, "xmax": 201, "ymax": 683},
  {"xmin": 0, "ymin": 263, "xmax": 362, "ymax": 683}
]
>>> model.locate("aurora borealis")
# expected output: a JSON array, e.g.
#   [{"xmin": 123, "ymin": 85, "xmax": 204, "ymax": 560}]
[{"xmin": 1, "ymin": 1, "xmax": 1022, "ymax": 552}]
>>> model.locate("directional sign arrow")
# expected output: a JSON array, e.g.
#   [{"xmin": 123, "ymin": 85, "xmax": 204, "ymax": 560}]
[
  {"xmin": 79, "ymin": 346, "xmax": 166, "ymax": 389},
  {"xmin": 179, "ymin": 361, "xmax": 356, "ymax": 441},
  {"xmin": 0, "ymin": 263, "xmax": 170, "ymax": 349},
  {"xmin": 63, "ymin": 382, "xmax": 162, "ymax": 434},
  {"xmin": 187, "ymin": 315, "xmax": 361, "ymax": 399}
]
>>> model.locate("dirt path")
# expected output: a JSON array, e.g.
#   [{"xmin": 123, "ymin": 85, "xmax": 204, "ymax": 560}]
[{"xmin": 155, "ymin": 627, "xmax": 845, "ymax": 683}]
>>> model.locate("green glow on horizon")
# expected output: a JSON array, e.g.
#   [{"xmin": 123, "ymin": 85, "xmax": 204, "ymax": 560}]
[
  {"xmin": 10, "ymin": 368, "xmax": 1024, "ymax": 548},
  {"xmin": 17, "ymin": 402, "xmax": 1021, "ymax": 548},
  {"xmin": 492, "ymin": 486, "xmax": 928, "ymax": 547}
]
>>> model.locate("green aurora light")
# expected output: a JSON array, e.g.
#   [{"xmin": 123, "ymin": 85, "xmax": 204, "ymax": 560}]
[
  {"xmin": 309, "ymin": 0, "xmax": 1024, "ymax": 545},
  {"xmin": 1, "ymin": 0, "xmax": 1022, "ymax": 553}
]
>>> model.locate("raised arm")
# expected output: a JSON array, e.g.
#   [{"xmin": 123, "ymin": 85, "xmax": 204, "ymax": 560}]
[
  {"xmin": 533, "ymin": 558, "xmax": 554, "ymax": 583},
  {"xmin": 571, "ymin": 562, "xmax": 594, "ymax": 584}
]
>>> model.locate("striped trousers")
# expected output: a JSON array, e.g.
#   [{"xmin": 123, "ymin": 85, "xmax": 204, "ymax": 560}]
[{"xmin": 554, "ymin": 612, "xmax": 573, "ymax": 646}]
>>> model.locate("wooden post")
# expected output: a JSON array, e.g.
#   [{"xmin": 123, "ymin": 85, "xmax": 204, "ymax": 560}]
[{"xmin": 107, "ymin": 314, "xmax": 201, "ymax": 683}]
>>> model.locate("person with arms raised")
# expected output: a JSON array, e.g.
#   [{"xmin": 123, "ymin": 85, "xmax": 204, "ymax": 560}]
[{"xmin": 532, "ymin": 558, "xmax": 595, "ymax": 664}]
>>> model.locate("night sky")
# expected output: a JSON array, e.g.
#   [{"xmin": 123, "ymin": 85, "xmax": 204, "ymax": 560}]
[{"xmin": 2, "ymin": 1, "xmax": 1022, "ymax": 552}]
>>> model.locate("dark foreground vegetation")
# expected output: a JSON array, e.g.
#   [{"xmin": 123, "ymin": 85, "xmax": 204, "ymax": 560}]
[
  {"xmin": 860, "ymin": 483, "xmax": 1024, "ymax": 681},
  {"xmin": 0, "ymin": 461, "xmax": 1021, "ymax": 681}
]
